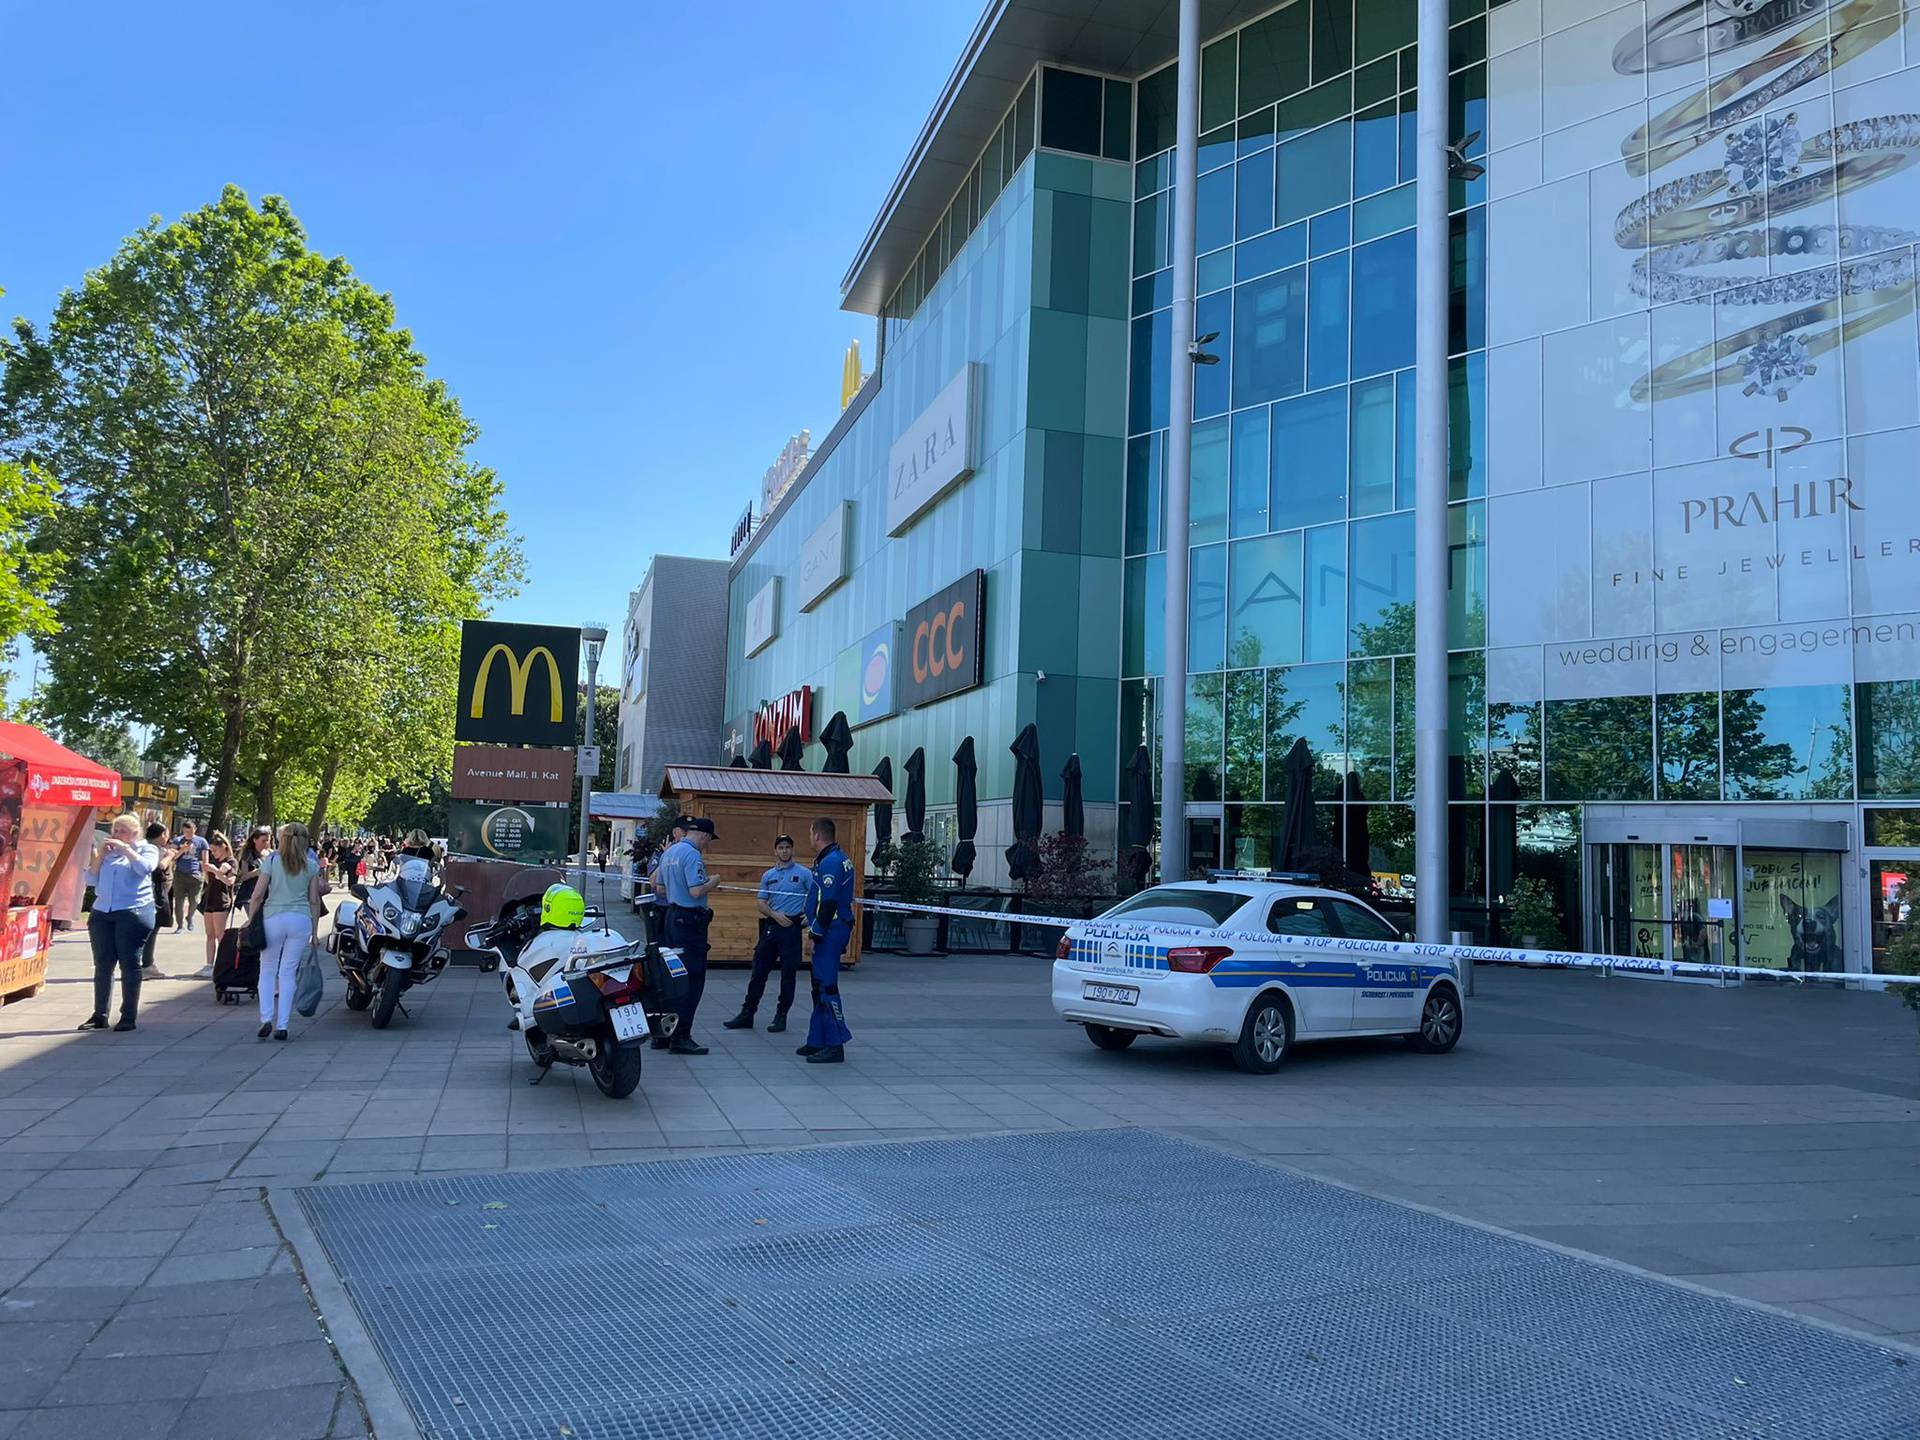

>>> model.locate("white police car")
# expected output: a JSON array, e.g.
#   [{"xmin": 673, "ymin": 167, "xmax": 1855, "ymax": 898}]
[{"xmin": 1051, "ymin": 872, "xmax": 1464, "ymax": 1073}]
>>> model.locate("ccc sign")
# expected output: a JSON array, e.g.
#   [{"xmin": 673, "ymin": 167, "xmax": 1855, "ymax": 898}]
[
  {"xmin": 455, "ymin": 620, "xmax": 580, "ymax": 746},
  {"xmin": 898, "ymin": 570, "xmax": 984, "ymax": 710}
]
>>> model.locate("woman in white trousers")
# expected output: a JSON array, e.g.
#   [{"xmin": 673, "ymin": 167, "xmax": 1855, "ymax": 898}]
[{"xmin": 254, "ymin": 821, "xmax": 326, "ymax": 1040}]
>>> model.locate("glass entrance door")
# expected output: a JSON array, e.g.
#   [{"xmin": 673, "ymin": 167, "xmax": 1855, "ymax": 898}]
[
  {"xmin": 1592, "ymin": 843, "xmax": 1664, "ymax": 960},
  {"xmin": 1669, "ymin": 844, "xmax": 1735, "ymax": 966},
  {"xmin": 1867, "ymin": 858, "xmax": 1915, "ymax": 976},
  {"xmin": 1590, "ymin": 842, "xmax": 1736, "ymax": 965}
]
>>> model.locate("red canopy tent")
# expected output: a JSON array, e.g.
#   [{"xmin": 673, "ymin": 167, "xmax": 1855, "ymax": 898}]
[{"xmin": 0, "ymin": 722, "xmax": 122, "ymax": 1004}]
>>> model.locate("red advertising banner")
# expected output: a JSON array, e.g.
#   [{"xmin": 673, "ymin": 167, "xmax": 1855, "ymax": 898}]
[{"xmin": 0, "ymin": 905, "xmax": 51, "ymax": 1002}]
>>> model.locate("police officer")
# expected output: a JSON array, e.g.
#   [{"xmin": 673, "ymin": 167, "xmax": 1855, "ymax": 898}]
[
  {"xmin": 654, "ymin": 816, "xmax": 717, "ymax": 1055},
  {"xmin": 797, "ymin": 816, "xmax": 854, "ymax": 1065},
  {"xmin": 723, "ymin": 835, "xmax": 809, "ymax": 1034}
]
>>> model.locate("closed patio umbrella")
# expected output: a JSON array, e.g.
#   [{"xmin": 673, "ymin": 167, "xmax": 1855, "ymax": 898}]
[
  {"xmin": 748, "ymin": 738, "xmax": 773, "ymax": 770},
  {"xmin": 871, "ymin": 756, "xmax": 895, "ymax": 868},
  {"xmin": 728, "ymin": 754, "xmax": 749, "ymax": 768},
  {"xmin": 1122, "ymin": 743, "xmax": 1155, "ymax": 892},
  {"xmin": 1006, "ymin": 722, "xmax": 1043, "ymax": 882},
  {"xmin": 951, "ymin": 737, "xmax": 978, "ymax": 881},
  {"xmin": 1061, "ymin": 753, "xmax": 1084, "ymax": 838},
  {"xmin": 903, "ymin": 747, "xmax": 927, "ymax": 840},
  {"xmin": 776, "ymin": 726, "xmax": 805, "ymax": 771},
  {"xmin": 819, "ymin": 712, "xmax": 854, "ymax": 774},
  {"xmin": 1489, "ymin": 767, "xmax": 1519, "ymax": 914},
  {"xmin": 1275, "ymin": 737, "xmax": 1316, "ymax": 870}
]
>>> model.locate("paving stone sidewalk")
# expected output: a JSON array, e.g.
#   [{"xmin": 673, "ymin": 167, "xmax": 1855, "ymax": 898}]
[{"xmin": 0, "ymin": 881, "xmax": 1916, "ymax": 1437}]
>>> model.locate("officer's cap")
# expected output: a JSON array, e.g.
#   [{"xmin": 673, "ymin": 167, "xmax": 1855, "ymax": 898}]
[
  {"xmin": 687, "ymin": 817, "xmax": 717, "ymax": 837},
  {"xmin": 774, "ymin": 834, "xmax": 793, "ymax": 847}
]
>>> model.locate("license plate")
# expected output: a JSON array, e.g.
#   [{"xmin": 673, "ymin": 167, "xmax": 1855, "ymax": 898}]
[
  {"xmin": 1083, "ymin": 982, "xmax": 1138, "ymax": 1006},
  {"xmin": 608, "ymin": 1003, "xmax": 649, "ymax": 1041}
]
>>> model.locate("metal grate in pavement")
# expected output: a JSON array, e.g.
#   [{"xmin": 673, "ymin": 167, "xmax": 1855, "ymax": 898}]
[{"xmin": 296, "ymin": 1129, "xmax": 1920, "ymax": 1440}]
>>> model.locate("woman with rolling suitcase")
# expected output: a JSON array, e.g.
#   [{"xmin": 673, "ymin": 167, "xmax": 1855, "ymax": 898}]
[{"xmin": 198, "ymin": 832, "xmax": 238, "ymax": 979}]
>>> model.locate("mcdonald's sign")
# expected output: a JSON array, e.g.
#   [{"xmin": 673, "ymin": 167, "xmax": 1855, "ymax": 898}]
[{"xmin": 455, "ymin": 620, "xmax": 580, "ymax": 746}]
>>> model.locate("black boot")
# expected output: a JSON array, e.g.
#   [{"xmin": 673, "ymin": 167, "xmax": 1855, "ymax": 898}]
[
  {"xmin": 796, "ymin": 1043, "xmax": 820, "ymax": 1057},
  {"xmin": 721, "ymin": 1011, "xmax": 754, "ymax": 1030},
  {"xmin": 805, "ymin": 1045, "xmax": 844, "ymax": 1064},
  {"xmin": 767, "ymin": 1013, "xmax": 787, "ymax": 1034},
  {"xmin": 669, "ymin": 1036, "xmax": 709, "ymax": 1056}
]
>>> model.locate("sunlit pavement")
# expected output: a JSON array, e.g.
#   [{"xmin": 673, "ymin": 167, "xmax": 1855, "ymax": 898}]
[{"xmin": 0, "ymin": 886, "xmax": 1916, "ymax": 1437}]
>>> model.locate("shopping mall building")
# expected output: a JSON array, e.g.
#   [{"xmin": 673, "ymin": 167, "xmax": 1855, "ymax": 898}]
[{"xmin": 724, "ymin": 0, "xmax": 1920, "ymax": 975}]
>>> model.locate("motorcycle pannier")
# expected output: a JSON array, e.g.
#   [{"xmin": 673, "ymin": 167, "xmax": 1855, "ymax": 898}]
[{"xmin": 640, "ymin": 947, "xmax": 689, "ymax": 1009}]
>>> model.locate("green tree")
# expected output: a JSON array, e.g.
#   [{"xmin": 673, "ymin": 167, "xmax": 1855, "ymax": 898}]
[{"xmin": 2, "ymin": 188, "xmax": 519, "ymax": 830}]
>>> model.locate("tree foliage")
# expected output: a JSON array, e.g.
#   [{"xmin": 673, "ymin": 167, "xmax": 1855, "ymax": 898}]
[{"xmin": 1, "ymin": 187, "xmax": 521, "ymax": 831}]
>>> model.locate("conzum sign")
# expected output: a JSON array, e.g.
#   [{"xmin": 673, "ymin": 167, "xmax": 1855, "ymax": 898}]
[{"xmin": 886, "ymin": 365, "xmax": 979, "ymax": 536}]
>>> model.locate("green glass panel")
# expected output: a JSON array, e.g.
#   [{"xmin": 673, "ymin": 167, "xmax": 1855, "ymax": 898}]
[
  {"xmin": 1449, "ymin": 353, "xmax": 1485, "ymax": 501},
  {"xmin": 1393, "ymin": 656, "xmax": 1416, "ymax": 799},
  {"xmin": 1225, "ymin": 669, "xmax": 1265, "ymax": 801},
  {"xmin": 1858, "ymin": 680, "xmax": 1920, "ymax": 798},
  {"xmin": 1488, "ymin": 703, "xmax": 1542, "ymax": 800},
  {"xmin": 1125, "ymin": 432, "xmax": 1163, "ymax": 556},
  {"xmin": 1136, "ymin": 64, "xmax": 1176, "ymax": 157},
  {"xmin": 1353, "ymin": 182, "xmax": 1415, "ymax": 242},
  {"xmin": 1266, "ymin": 662, "xmax": 1347, "ymax": 800},
  {"xmin": 1134, "ymin": 267, "xmax": 1172, "ymax": 315},
  {"xmin": 1346, "ymin": 659, "xmax": 1394, "ymax": 801},
  {"xmin": 1041, "ymin": 66, "xmax": 1103, "ymax": 157},
  {"xmin": 1191, "ymin": 415, "xmax": 1230, "ymax": 545},
  {"xmin": 1122, "ymin": 553, "xmax": 1164, "ymax": 676},
  {"xmin": 1657, "ymin": 691, "xmax": 1721, "ymax": 800},
  {"xmin": 1014, "ymin": 74, "xmax": 1037, "ymax": 163},
  {"xmin": 1349, "ymin": 512, "xmax": 1415, "ymax": 657},
  {"xmin": 1313, "ymin": 0, "xmax": 1353, "ymax": 82},
  {"xmin": 1133, "ymin": 189, "xmax": 1169, "ymax": 276},
  {"xmin": 1239, "ymin": 3, "xmax": 1310, "ymax": 112},
  {"xmin": 1277, "ymin": 119, "xmax": 1351, "ymax": 227},
  {"xmin": 1273, "ymin": 386, "xmax": 1347, "ymax": 528},
  {"xmin": 1103, "ymin": 77, "xmax": 1133, "ymax": 161},
  {"xmin": 1228, "ymin": 531, "xmax": 1304, "ymax": 668},
  {"xmin": 1230, "ymin": 405, "xmax": 1269, "ymax": 537},
  {"xmin": 1235, "ymin": 222, "xmax": 1306, "ymax": 282},
  {"xmin": 1202, "ymin": 34, "xmax": 1238, "ymax": 132},
  {"xmin": 1196, "ymin": 248, "xmax": 1234, "ymax": 295},
  {"xmin": 1450, "ymin": 206, "xmax": 1485, "ymax": 354},
  {"xmin": 1449, "ymin": 651, "xmax": 1486, "ymax": 801},
  {"xmin": 1129, "ymin": 309, "xmax": 1170, "ymax": 433},
  {"xmin": 1356, "ymin": 0, "xmax": 1415, "ymax": 64},
  {"xmin": 1448, "ymin": 501, "xmax": 1486, "ymax": 650},
  {"xmin": 1449, "ymin": 16, "xmax": 1486, "ymax": 70},
  {"xmin": 1350, "ymin": 375, "xmax": 1395, "ymax": 516},
  {"xmin": 1201, "ymin": 123, "xmax": 1239, "ymax": 172},
  {"xmin": 1304, "ymin": 523, "xmax": 1346, "ymax": 663},
  {"xmin": 1225, "ymin": 804, "xmax": 1277, "ymax": 870},
  {"xmin": 1545, "ymin": 697, "xmax": 1655, "ymax": 801},
  {"xmin": 1135, "ymin": 149, "xmax": 1170, "ymax": 197},
  {"xmin": 1278, "ymin": 77, "xmax": 1352, "ymax": 145},
  {"xmin": 1723, "ymin": 685, "xmax": 1853, "ymax": 800},
  {"xmin": 1237, "ymin": 106, "xmax": 1276, "ymax": 156},
  {"xmin": 1185, "ymin": 673, "xmax": 1225, "ymax": 801},
  {"xmin": 1354, "ymin": 56, "xmax": 1397, "ymax": 109},
  {"xmin": 1395, "ymin": 370, "xmax": 1416, "ymax": 510}
]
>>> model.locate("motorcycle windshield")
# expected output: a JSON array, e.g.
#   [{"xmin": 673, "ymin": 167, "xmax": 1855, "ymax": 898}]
[{"xmin": 391, "ymin": 875, "xmax": 441, "ymax": 912}]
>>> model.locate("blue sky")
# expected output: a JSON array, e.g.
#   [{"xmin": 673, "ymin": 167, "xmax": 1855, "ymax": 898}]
[{"xmin": 0, "ymin": 0, "xmax": 977, "ymax": 645}]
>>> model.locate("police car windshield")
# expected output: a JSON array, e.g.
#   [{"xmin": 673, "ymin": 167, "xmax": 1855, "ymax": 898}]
[{"xmin": 1101, "ymin": 887, "xmax": 1249, "ymax": 927}]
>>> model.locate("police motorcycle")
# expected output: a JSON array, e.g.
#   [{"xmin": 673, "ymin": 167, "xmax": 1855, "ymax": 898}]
[
  {"xmin": 327, "ymin": 855, "xmax": 465, "ymax": 1029},
  {"xmin": 467, "ymin": 884, "xmax": 688, "ymax": 1100}
]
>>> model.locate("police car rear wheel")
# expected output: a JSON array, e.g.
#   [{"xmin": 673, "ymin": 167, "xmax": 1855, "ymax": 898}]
[
  {"xmin": 1232, "ymin": 994, "xmax": 1292, "ymax": 1074},
  {"xmin": 1408, "ymin": 986, "xmax": 1462, "ymax": 1053},
  {"xmin": 1084, "ymin": 1023, "xmax": 1137, "ymax": 1052}
]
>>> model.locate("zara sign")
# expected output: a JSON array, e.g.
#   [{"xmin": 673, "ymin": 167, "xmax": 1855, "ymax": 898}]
[{"xmin": 886, "ymin": 365, "xmax": 979, "ymax": 536}]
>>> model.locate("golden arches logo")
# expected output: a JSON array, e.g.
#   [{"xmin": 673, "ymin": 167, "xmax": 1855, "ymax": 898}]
[{"xmin": 469, "ymin": 644, "xmax": 564, "ymax": 723}]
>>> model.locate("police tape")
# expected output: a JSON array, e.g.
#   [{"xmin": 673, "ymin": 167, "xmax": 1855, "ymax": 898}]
[{"xmin": 436, "ymin": 857, "xmax": 1919, "ymax": 993}]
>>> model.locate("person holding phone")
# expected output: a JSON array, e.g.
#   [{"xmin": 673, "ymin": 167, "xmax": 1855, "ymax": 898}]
[{"xmin": 80, "ymin": 814, "xmax": 159, "ymax": 1032}]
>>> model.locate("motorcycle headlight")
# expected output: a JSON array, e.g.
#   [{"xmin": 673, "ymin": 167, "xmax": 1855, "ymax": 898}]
[
  {"xmin": 383, "ymin": 904, "xmax": 400, "ymax": 922},
  {"xmin": 397, "ymin": 912, "xmax": 423, "ymax": 936}
]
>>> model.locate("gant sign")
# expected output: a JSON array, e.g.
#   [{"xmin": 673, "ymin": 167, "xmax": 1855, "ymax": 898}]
[{"xmin": 886, "ymin": 365, "xmax": 979, "ymax": 536}]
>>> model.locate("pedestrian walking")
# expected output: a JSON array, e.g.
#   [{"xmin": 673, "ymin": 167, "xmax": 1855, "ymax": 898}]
[
  {"xmin": 654, "ymin": 816, "xmax": 717, "ymax": 1055},
  {"xmin": 254, "ymin": 821, "xmax": 324, "ymax": 1041},
  {"xmin": 237, "ymin": 824, "xmax": 273, "ymax": 909},
  {"xmin": 79, "ymin": 814, "xmax": 159, "ymax": 1032},
  {"xmin": 723, "ymin": 834, "xmax": 808, "ymax": 1034},
  {"xmin": 198, "ymin": 831, "xmax": 238, "ymax": 978},
  {"xmin": 141, "ymin": 822, "xmax": 174, "ymax": 972},
  {"xmin": 170, "ymin": 819, "xmax": 209, "ymax": 933},
  {"xmin": 798, "ymin": 816, "xmax": 854, "ymax": 1064}
]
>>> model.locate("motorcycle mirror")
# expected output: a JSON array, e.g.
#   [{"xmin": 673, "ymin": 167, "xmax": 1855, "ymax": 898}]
[{"xmin": 349, "ymin": 882, "xmax": 369, "ymax": 900}]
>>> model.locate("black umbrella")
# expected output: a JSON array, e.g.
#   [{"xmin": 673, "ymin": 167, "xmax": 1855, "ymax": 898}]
[
  {"xmin": 728, "ymin": 754, "xmax": 749, "ymax": 769},
  {"xmin": 951, "ymin": 737, "xmax": 978, "ymax": 880},
  {"xmin": 1489, "ymin": 767, "xmax": 1519, "ymax": 909},
  {"xmin": 1005, "ymin": 722, "xmax": 1043, "ymax": 881},
  {"xmin": 1061, "ymin": 753, "xmax": 1084, "ymax": 838},
  {"xmin": 748, "ymin": 737, "xmax": 773, "ymax": 770},
  {"xmin": 1275, "ymin": 737, "xmax": 1315, "ymax": 869},
  {"xmin": 819, "ymin": 712, "xmax": 853, "ymax": 774},
  {"xmin": 776, "ymin": 726, "xmax": 805, "ymax": 771},
  {"xmin": 871, "ymin": 756, "xmax": 895, "ymax": 868},
  {"xmin": 902, "ymin": 747, "xmax": 927, "ymax": 840},
  {"xmin": 1122, "ymin": 743, "xmax": 1155, "ymax": 892}
]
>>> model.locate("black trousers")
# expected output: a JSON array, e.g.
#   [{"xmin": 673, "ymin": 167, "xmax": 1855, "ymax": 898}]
[
  {"xmin": 89, "ymin": 908, "xmax": 154, "ymax": 1021},
  {"xmin": 666, "ymin": 906, "xmax": 710, "ymax": 1038},
  {"xmin": 742, "ymin": 919, "xmax": 801, "ymax": 1016}
]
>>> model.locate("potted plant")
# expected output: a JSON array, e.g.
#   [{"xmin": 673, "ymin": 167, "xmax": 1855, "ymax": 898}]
[
  {"xmin": 891, "ymin": 836, "xmax": 942, "ymax": 956},
  {"xmin": 1505, "ymin": 876, "xmax": 1563, "ymax": 950}
]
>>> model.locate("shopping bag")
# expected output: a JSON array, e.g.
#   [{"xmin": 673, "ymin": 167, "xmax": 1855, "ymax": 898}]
[{"xmin": 293, "ymin": 942, "xmax": 324, "ymax": 1018}]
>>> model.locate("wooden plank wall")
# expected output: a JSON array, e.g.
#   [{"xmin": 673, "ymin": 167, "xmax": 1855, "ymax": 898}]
[{"xmin": 678, "ymin": 794, "xmax": 867, "ymax": 968}]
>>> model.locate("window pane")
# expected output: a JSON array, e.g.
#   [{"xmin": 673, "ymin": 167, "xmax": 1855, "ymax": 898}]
[
  {"xmin": 1237, "ymin": 105, "xmax": 1276, "ymax": 157},
  {"xmin": 1186, "ymin": 672, "xmax": 1225, "ymax": 800},
  {"xmin": 1226, "ymin": 669, "xmax": 1265, "ymax": 801},
  {"xmin": 1197, "ymin": 248, "xmax": 1233, "ymax": 294},
  {"xmin": 1449, "ymin": 500, "xmax": 1486, "ymax": 649},
  {"xmin": 1272, "ymin": 386, "xmax": 1347, "ymax": 529},
  {"xmin": 1723, "ymin": 685, "xmax": 1853, "ymax": 801},
  {"xmin": 1393, "ymin": 655, "xmax": 1417, "ymax": 799},
  {"xmin": 1450, "ymin": 207, "xmax": 1485, "ymax": 355},
  {"xmin": 1129, "ymin": 309, "xmax": 1170, "ymax": 434},
  {"xmin": 1236, "ymin": 149, "xmax": 1276, "ymax": 239},
  {"xmin": 1352, "ymin": 231, "xmax": 1416, "ymax": 377},
  {"xmin": 1395, "ymin": 369, "xmax": 1416, "ymax": 509},
  {"xmin": 1190, "ymin": 542, "xmax": 1229, "ymax": 673},
  {"xmin": 1133, "ymin": 189, "xmax": 1170, "ymax": 276},
  {"xmin": 1014, "ymin": 74, "xmax": 1037, "ymax": 163},
  {"xmin": 1235, "ymin": 222, "xmax": 1306, "ymax": 282},
  {"xmin": 1448, "ymin": 805, "xmax": 1489, "ymax": 932},
  {"xmin": 1124, "ymin": 432, "xmax": 1163, "ymax": 555},
  {"xmin": 1195, "ymin": 289, "xmax": 1232, "ymax": 419},
  {"xmin": 1545, "ymin": 696, "xmax": 1655, "ymax": 801},
  {"xmin": 1304, "ymin": 523, "xmax": 1347, "ymax": 663},
  {"xmin": 1191, "ymin": 416, "xmax": 1230, "ymax": 545},
  {"xmin": 1198, "ymin": 166, "xmax": 1235, "ymax": 255},
  {"xmin": 1279, "ymin": 75, "xmax": 1351, "ymax": 140},
  {"xmin": 1267, "ymin": 662, "xmax": 1347, "ymax": 800},
  {"xmin": 1488, "ymin": 702, "xmax": 1542, "ymax": 800},
  {"xmin": 1136, "ymin": 64, "xmax": 1176, "ymax": 156},
  {"xmin": 1450, "ymin": 651, "xmax": 1485, "ymax": 800},
  {"xmin": 1350, "ymin": 375, "xmax": 1396, "ymax": 516},
  {"xmin": 1657, "ymin": 691, "xmax": 1720, "ymax": 800},
  {"xmin": 1450, "ymin": 352, "xmax": 1485, "ymax": 500},
  {"xmin": 1103, "ymin": 77, "xmax": 1133, "ymax": 161},
  {"xmin": 1229, "ymin": 531, "xmax": 1304, "ymax": 668},
  {"xmin": 1308, "ymin": 252, "xmax": 1350, "ymax": 391},
  {"xmin": 1041, "ymin": 67, "xmax": 1103, "ymax": 155},
  {"xmin": 1239, "ymin": 4, "xmax": 1310, "ymax": 111},
  {"xmin": 1202, "ymin": 122, "xmax": 1239, "ymax": 172},
  {"xmin": 1202, "ymin": 34, "xmax": 1238, "ymax": 131},
  {"xmin": 1133, "ymin": 267, "xmax": 1172, "ymax": 315},
  {"xmin": 1314, "ymin": 0, "xmax": 1354, "ymax": 82},
  {"xmin": 1231, "ymin": 265, "xmax": 1307, "ymax": 408},
  {"xmin": 1350, "ymin": 512, "xmax": 1414, "ymax": 657},
  {"xmin": 1123, "ymin": 553, "xmax": 1165, "ymax": 676},
  {"xmin": 1230, "ymin": 405, "xmax": 1269, "ymax": 537},
  {"xmin": 1346, "ymin": 659, "xmax": 1394, "ymax": 801},
  {"xmin": 1311, "ymin": 205, "xmax": 1351, "ymax": 254},
  {"xmin": 1743, "ymin": 849, "xmax": 1845, "ymax": 972},
  {"xmin": 1226, "ymin": 804, "xmax": 1277, "ymax": 870},
  {"xmin": 1353, "ymin": 101, "xmax": 1398, "ymax": 197},
  {"xmin": 1859, "ymin": 680, "xmax": 1920, "ymax": 799},
  {"xmin": 1277, "ymin": 120, "xmax": 1351, "ymax": 226}
]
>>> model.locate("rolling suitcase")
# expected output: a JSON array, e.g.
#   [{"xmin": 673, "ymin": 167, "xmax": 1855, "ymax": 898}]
[{"xmin": 212, "ymin": 924, "xmax": 260, "ymax": 1005}]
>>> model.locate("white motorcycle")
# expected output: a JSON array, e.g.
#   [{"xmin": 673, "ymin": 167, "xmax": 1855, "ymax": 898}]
[
  {"xmin": 466, "ymin": 896, "xmax": 687, "ymax": 1099},
  {"xmin": 327, "ymin": 856, "xmax": 465, "ymax": 1028}
]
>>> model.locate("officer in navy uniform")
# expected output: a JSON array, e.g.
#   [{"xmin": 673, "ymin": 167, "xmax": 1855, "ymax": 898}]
[
  {"xmin": 723, "ymin": 834, "xmax": 809, "ymax": 1034},
  {"xmin": 654, "ymin": 816, "xmax": 717, "ymax": 1055},
  {"xmin": 797, "ymin": 816, "xmax": 855, "ymax": 1065}
]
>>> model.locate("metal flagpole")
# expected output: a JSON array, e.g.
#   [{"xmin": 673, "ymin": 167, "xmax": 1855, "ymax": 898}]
[
  {"xmin": 1413, "ymin": 0, "xmax": 1450, "ymax": 941},
  {"xmin": 1160, "ymin": 0, "xmax": 1200, "ymax": 882}
]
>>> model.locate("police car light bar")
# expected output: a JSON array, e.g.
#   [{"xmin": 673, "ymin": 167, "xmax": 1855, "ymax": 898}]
[{"xmin": 1204, "ymin": 868, "xmax": 1321, "ymax": 884}]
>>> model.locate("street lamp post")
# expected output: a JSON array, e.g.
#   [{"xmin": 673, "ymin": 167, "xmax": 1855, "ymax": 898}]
[
  {"xmin": 1413, "ymin": 0, "xmax": 1449, "ymax": 942},
  {"xmin": 578, "ymin": 623, "xmax": 608, "ymax": 886}
]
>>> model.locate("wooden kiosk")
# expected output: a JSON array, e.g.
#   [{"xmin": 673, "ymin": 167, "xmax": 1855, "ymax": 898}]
[{"xmin": 658, "ymin": 765, "xmax": 891, "ymax": 968}]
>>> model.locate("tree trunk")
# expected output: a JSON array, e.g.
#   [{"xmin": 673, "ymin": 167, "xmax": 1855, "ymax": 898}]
[
  {"xmin": 255, "ymin": 765, "xmax": 278, "ymax": 831},
  {"xmin": 308, "ymin": 751, "xmax": 342, "ymax": 836},
  {"xmin": 208, "ymin": 697, "xmax": 244, "ymax": 835}
]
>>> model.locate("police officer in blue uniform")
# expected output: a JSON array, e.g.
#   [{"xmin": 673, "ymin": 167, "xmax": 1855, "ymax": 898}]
[
  {"xmin": 723, "ymin": 834, "xmax": 809, "ymax": 1034},
  {"xmin": 654, "ymin": 816, "xmax": 717, "ymax": 1055},
  {"xmin": 797, "ymin": 816, "xmax": 854, "ymax": 1065}
]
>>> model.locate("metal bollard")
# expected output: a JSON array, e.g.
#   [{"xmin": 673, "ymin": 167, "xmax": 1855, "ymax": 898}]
[{"xmin": 1450, "ymin": 930, "xmax": 1475, "ymax": 997}]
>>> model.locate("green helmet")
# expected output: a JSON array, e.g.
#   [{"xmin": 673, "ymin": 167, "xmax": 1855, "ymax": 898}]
[{"xmin": 540, "ymin": 883, "xmax": 586, "ymax": 929}]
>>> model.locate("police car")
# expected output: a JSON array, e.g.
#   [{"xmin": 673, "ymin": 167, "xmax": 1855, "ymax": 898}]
[{"xmin": 1051, "ymin": 872, "xmax": 1464, "ymax": 1074}]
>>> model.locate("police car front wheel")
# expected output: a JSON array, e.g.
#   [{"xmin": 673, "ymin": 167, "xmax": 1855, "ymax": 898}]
[
  {"xmin": 1232, "ymin": 994, "xmax": 1293, "ymax": 1075},
  {"xmin": 1084, "ymin": 1023, "xmax": 1137, "ymax": 1052},
  {"xmin": 1407, "ymin": 986, "xmax": 1463, "ymax": 1053}
]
